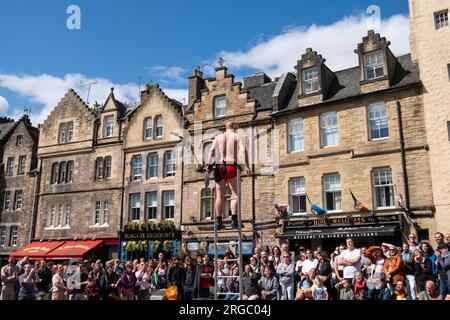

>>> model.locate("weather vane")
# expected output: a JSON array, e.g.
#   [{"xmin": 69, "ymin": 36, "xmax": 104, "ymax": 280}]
[
  {"xmin": 23, "ymin": 107, "xmax": 32, "ymax": 116},
  {"xmin": 217, "ymin": 57, "xmax": 225, "ymax": 67}
]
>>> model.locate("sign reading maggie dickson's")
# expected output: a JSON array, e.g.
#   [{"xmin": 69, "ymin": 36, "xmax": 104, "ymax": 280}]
[
  {"xmin": 120, "ymin": 230, "xmax": 180, "ymax": 241},
  {"xmin": 286, "ymin": 213, "xmax": 401, "ymax": 229}
]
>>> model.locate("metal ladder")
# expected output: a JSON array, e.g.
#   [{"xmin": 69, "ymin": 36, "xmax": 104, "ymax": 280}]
[{"xmin": 213, "ymin": 164, "xmax": 244, "ymax": 300}]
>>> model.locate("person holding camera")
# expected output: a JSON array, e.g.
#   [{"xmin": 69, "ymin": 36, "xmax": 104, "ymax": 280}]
[
  {"xmin": 414, "ymin": 249, "xmax": 434, "ymax": 293},
  {"xmin": 18, "ymin": 263, "xmax": 40, "ymax": 301}
]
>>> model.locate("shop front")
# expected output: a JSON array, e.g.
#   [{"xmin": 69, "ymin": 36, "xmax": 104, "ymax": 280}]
[
  {"xmin": 119, "ymin": 222, "xmax": 181, "ymax": 261},
  {"xmin": 280, "ymin": 212, "xmax": 404, "ymax": 253}
]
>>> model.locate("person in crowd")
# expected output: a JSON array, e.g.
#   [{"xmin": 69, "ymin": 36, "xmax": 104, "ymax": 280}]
[
  {"xmin": 167, "ymin": 256, "xmax": 184, "ymax": 300},
  {"xmin": 418, "ymin": 280, "xmax": 441, "ymax": 300},
  {"xmin": 248, "ymin": 256, "xmax": 260, "ymax": 277},
  {"xmin": 302, "ymin": 250, "xmax": 319, "ymax": 274},
  {"xmin": 155, "ymin": 260, "xmax": 168, "ymax": 289},
  {"xmin": 331, "ymin": 245, "xmax": 346, "ymax": 281},
  {"xmin": 311, "ymin": 276, "xmax": 329, "ymax": 300},
  {"xmin": 339, "ymin": 238, "xmax": 362, "ymax": 281},
  {"xmin": 132, "ymin": 259, "xmax": 140, "ymax": 273},
  {"xmin": 181, "ymin": 256, "xmax": 197, "ymax": 301},
  {"xmin": 135, "ymin": 262, "xmax": 152, "ymax": 300},
  {"xmin": 51, "ymin": 264, "xmax": 68, "ymax": 300},
  {"xmin": 118, "ymin": 262, "xmax": 137, "ymax": 300},
  {"xmin": 364, "ymin": 245, "xmax": 386, "ymax": 298},
  {"xmin": 295, "ymin": 250, "xmax": 306, "ymax": 273},
  {"xmin": 408, "ymin": 234, "xmax": 421, "ymax": 252},
  {"xmin": 158, "ymin": 252, "xmax": 166, "ymax": 265},
  {"xmin": 436, "ymin": 243, "xmax": 450, "ymax": 299},
  {"xmin": 18, "ymin": 263, "xmax": 40, "ymax": 301},
  {"xmin": 36, "ymin": 260, "xmax": 52, "ymax": 300},
  {"xmin": 359, "ymin": 247, "xmax": 371, "ymax": 275},
  {"xmin": 383, "ymin": 245, "xmax": 405, "ymax": 289},
  {"xmin": 259, "ymin": 251, "xmax": 275, "ymax": 275},
  {"xmin": 68, "ymin": 263, "xmax": 90, "ymax": 300},
  {"xmin": 270, "ymin": 246, "xmax": 281, "ymax": 271},
  {"xmin": 420, "ymin": 241, "xmax": 438, "ymax": 276},
  {"xmin": 242, "ymin": 264, "xmax": 260, "ymax": 300},
  {"xmin": 85, "ymin": 268, "xmax": 102, "ymax": 300},
  {"xmin": 253, "ymin": 246, "xmax": 262, "ymax": 263},
  {"xmin": 225, "ymin": 265, "xmax": 240, "ymax": 301},
  {"xmin": 1, "ymin": 257, "xmax": 19, "ymax": 300},
  {"xmin": 197, "ymin": 255, "xmax": 213, "ymax": 299},
  {"xmin": 281, "ymin": 242, "xmax": 295, "ymax": 262},
  {"xmin": 295, "ymin": 272, "xmax": 313, "ymax": 300},
  {"xmin": 258, "ymin": 265, "xmax": 279, "ymax": 300},
  {"xmin": 353, "ymin": 272, "xmax": 366, "ymax": 300},
  {"xmin": 277, "ymin": 253, "xmax": 295, "ymax": 300},
  {"xmin": 316, "ymin": 252, "xmax": 332, "ymax": 290},
  {"xmin": 16, "ymin": 256, "xmax": 30, "ymax": 271},
  {"xmin": 224, "ymin": 247, "xmax": 236, "ymax": 268},
  {"xmin": 393, "ymin": 280, "xmax": 407, "ymax": 300},
  {"xmin": 445, "ymin": 233, "xmax": 450, "ymax": 245},
  {"xmin": 213, "ymin": 260, "xmax": 229, "ymax": 298},
  {"xmin": 372, "ymin": 273, "xmax": 393, "ymax": 300},
  {"xmin": 414, "ymin": 249, "xmax": 435, "ymax": 292},
  {"xmin": 435, "ymin": 232, "xmax": 445, "ymax": 249},
  {"xmin": 334, "ymin": 278, "xmax": 354, "ymax": 300},
  {"xmin": 400, "ymin": 243, "xmax": 416, "ymax": 300},
  {"xmin": 99, "ymin": 264, "xmax": 119, "ymax": 300}
]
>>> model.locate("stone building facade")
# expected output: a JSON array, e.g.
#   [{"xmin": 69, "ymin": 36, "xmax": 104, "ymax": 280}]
[
  {"xmin": 34, "ymin": 89, "xmax": 125, "ymax": 259},
  {"xmin": 0, "ymin": 115, "xmax": 39, "ymax": 262},
  {"xmin": 121, "ymin": 84, "xmax": 185, "ymax": 259},
  {"xmin": 409, "ymin": 0, "xmax": 450, "ymax": 235}
]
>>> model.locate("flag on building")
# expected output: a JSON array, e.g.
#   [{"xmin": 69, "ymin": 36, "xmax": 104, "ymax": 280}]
[
  {"xmin": 394, "ymin": 185, "xmax": 407, "ymax": 210},
  {"xmin": 349, "ymin": 189, "xmax": 371, "ymax": 212},
  {"xmin": 274, "ymin": 203, "xmax": 292, "ymax": 218},
  {"xmin": 306, "ymin": 194, "xmax": 326, "ymax": 215}
]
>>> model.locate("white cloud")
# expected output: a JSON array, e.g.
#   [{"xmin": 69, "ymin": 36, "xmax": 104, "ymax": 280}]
[
  {"xmin": 0, "ymin": 96, "xmax": 9, "ymax": 115},
  {"xmin": 216, "ymin": 14, "xmax": 410, "ymax": 77},
  {"xmin": 0, "ymin": 73, "xmax": 187, "ymax": 125},
  {"xmin": 145, "ymin": 66, "xmax": 187, "ymax": 83}
]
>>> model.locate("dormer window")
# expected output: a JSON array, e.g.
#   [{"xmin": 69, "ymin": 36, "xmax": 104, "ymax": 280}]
[
  {"xmin": 144, "ymin": 117, "xmax": 153, "ymax": 140},
  {"xmin": 214, "ymin": 96, "xmax": 227, "ymax": 118},
  {"xmin": 364, "ymin": 51, "xmax": 384, "ymax": 80},
  {"xmin": 59, "ymin": 122, "xmax": 74, "ymax": 144},
  {"xmin": 155, "ymin": 116, "xmax": 163, "ymax": 138},
  {"xmin": 16, "ymin": 136, "xmax": 22, "ymax": 147},
  {"xmin": 105, "ymin": 116, "xmax": 114, "ymax": 137},
  {"xmin": 302, "ymin": 67, "xmax": 319, "ymax": 94}
]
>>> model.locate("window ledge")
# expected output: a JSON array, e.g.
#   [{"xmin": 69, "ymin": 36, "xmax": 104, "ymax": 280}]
[
  {"xmin": 45, "ymin": 226, "xmax": 71, "ymax": 231},
  {"xmin": 375, "ymin": 206, "xmax": 396, "ymax": 210},
  {"xmin": 89, "ymin": 223, "xmax": 109, "ymax": 229},
  {"xmin": 326, "ymin": 210, "xmax": 343, "ymax": 214},
  {"xmin": 288, "ymin": 150, "xmax": 305, "ymax": 154},
  {"xmin": 291, "ymin": 213, "xmax": 308, "ymax": 216},
  {"xmin": 370, "ymin": 137, "xmax": 390, "ymax": 142}
]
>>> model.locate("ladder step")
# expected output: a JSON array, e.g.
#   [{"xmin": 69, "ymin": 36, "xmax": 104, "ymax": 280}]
[
  {"xmin": 215, "ymin": 258, "xmax": 240, "ymax": 262},
  {"xmin": 216, "ymin": 292, "xmax": 240, "ymax": 296},
  {"xmin": 216, "ymin": 275, "xmax": 240, "ymax": 278}
]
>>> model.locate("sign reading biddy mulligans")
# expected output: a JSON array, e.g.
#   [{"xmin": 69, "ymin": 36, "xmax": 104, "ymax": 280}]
[{"xmin": 120, "ymin": 231, "xmax": 180, "ymax": 241}]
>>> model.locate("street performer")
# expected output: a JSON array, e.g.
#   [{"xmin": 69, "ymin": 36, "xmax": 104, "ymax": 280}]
[{"xmin": 207, "ymin": 120, "xmax": 251, "ymax": 230}]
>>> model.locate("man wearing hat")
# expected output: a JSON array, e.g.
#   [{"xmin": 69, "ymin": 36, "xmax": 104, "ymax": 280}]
[
  {"xmin": 1, "ymin": 257, "xmax": 20, "ymax": 300},
  {"xmin": 436, "ymin": 243, "xmax": 450, "ymax": 299}
]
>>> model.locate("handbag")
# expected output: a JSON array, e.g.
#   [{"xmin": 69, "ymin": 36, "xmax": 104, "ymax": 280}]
[{"xmin": 166, "ymin": 285, "xmax": 178, "ymax": 300}]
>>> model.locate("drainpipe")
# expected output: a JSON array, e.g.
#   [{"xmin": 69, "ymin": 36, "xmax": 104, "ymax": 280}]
[
  {"xmin": 118, "ymin": 133, "xmax": 127, "ymax": 259},
  {"xmin": 251, "ymin": 126, "xmax": 256, "ymax": 245},
  {"xmin": 396, "ymin": 100, "xmax": 410, "ymax": 211},
  {"xmin": 29, "ymin": 158, "xmax": 42, "ymax": 243}
]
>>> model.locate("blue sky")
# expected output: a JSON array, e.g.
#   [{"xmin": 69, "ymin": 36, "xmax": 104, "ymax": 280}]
[{"xmin": 0, "ymin": 0, "xmax": 410, "ymax": 124}]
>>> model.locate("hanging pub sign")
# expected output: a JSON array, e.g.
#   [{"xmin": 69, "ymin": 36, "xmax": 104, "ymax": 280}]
[
  {"xmin": 120, "ymin": 230, "xmax": 180, "ymax": 241},
  {"xmin": 285, "ymin": 213, "xmax": 401, "ymax": 229}
]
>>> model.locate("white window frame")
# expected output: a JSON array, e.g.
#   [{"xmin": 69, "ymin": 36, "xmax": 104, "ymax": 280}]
[
  {"xmin": 130, "ymin": 194, "xmax": 141, "ymax": 221},
  {"xmin": 132, "ymin": 155, "xmax": 143, "ymax": 181},
  {"xmin": 10, "ymin": 226, "xmax": 18, "ymax": 247},
  {"xmin": 105, "ymin": 116, "xmax": 114, "ymax": 137},
  {"xmin": 17, "ymin": 156, "xmax": 26, "ymax": 175},
  {"xmin": 64, "ymin": 205, "xmax": 71, "ymax": 227},
  {"xmin": 146, "ymin": 192, "xmax": 158, "ymax": 220},
  {"xmin": 302, "ymin": 67, "xmax": 319, "ymax": 94},
  {"xmin": 368, "ymin": 102, "xmax": 389, "ymax": 140},
  {"xmin": 364, "ymin": 51, "xmax": 384, "ymax": 81},
  {"xmin": 59, "ymin": 125, "xmax": 67, "ymax": 144},
  {"xmin": 163, "ymin": 191, "xmax": 175, "ymax": 219},
  {"xmin": 201, "ymin": 188, "xmax": 214, "ymax": 220},
  {"xmin": 103, "ymin": 201, "xmax": 109, "ymax": 225},
  {"xmin": 67, "ymin": 122, "xmax": 74, "ymax": 142},
  {"xmin": 288, "ymin": 118, "xmax": 304, "ymax": 153},
  {"xmin": 57, "ymin": 204, "xmax": 63, "ymax": 226},
  {"xmin": 323, "ymin": 173, "xmax": 342, "ymax": 212},
  {"xmin": 16, "ymin": 135, "xmax": 22, "ymax": 147},
  {"xmin": 144, "ymin": 117, "xmax": 153, "ymax": 140},
  {"xmin": 155, "ymin": 116, "xmax": 163, "ymax": 138},
  {"xmin": 6, "ymin": 157, "xmax": 14, "ymax": 176},
  {"xmin": 105, "ymin": 157, "xmax": 112, "ymax": 179},
  {"xmin": 14, "ymin": 191, "xmax": 23, "ymax": 210},
  {"xmin": 48, "ymin": 205, "xmax": 56, "ymax": 227},
  {"xmin": 96, "ymin": 158, "xmax": 104, "ymax": 180},
  {"xmin": 0, "ymin": 227, "xmax": 6, "ymax": 247},
  {"xmin": 3, "ymin": 191, "xmax": 11, "ymax": 211},
  {"xmin": 289, "ymin": 178, "xmax": 307, "ymax": 215},
  {"xmin": 59, "ymin": 162, "xmax": 67, "ymax": 184},
  {"xmin": 435, "ymin": 11, "xmax": 449, "ymax": 30},
  {"xmin": 372, "ymin": 168, "xmax": 395, "ymax": 209},
  {"xmin": 164, "ymin": 150, "xmax": 176, "ymax": 177},
  {"xmin": 214, "ymin": 96, "xmax": 227, "ymax": 118},
  {"xmin": 94, "ymin": 201, "xmax": 101, "ymax": 224},
  {"xmin": 67, "ymin": 161, "xmax": 74, "ymax": 183},
  {"xmin": 147, "ymin": 153, "xmax": 159, "ymax": 179},
  {"xmin": 320, "ymin": 112, "xmax": 339, "ymax": 148}
]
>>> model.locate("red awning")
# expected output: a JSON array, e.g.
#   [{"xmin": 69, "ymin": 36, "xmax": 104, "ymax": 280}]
[
  {"xmin": 10, "ymin": 241, "xmax": 65, "ymax": 260},
  {"xmin": 46, "ymin": 240, "xmax": 104, "ymax": 259}
]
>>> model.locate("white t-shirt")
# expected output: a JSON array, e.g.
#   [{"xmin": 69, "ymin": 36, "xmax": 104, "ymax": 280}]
[
  {"xmin": 341, "ymin": 248, "xmax": 361, "ymax": 279},
  {"xmin": 302, "ymin": 259, "xmax": 319, "ymax": 274}
]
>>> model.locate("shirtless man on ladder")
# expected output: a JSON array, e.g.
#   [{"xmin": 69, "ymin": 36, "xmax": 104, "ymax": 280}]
[{"xmin": 207, "ymin": 121, "xmax": 251, "ymax": 230}]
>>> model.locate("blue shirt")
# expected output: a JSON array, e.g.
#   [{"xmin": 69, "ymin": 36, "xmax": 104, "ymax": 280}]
[{"xmin": 19, "ymin": 273, "xmax": 37, "ymax": 300}]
